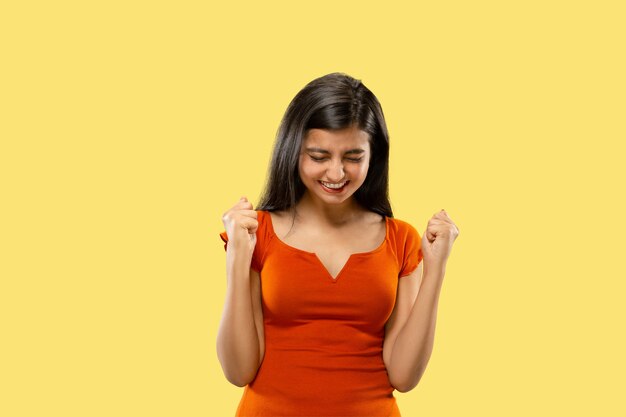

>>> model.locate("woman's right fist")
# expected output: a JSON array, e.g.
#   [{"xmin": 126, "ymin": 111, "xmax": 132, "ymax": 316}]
[{"xmin": 221, "ymin": 196, "xmax": 258, "ymax": 256}]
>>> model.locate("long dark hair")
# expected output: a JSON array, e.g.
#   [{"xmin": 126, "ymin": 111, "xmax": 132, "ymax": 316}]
[{"xmin": 256, "ymin": 72, "xmax": 394, "ymax": 222}]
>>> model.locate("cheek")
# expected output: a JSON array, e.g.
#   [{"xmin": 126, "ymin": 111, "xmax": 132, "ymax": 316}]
[
  {"xmin": 298, "ymin": 159, "xmax": 318, "ymax": 179},
  {"xmin": 355, "ymin": 162, "xmax": 370, "ymax": 178}
]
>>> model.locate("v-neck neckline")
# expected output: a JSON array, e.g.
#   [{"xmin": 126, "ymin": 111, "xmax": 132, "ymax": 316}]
[{"xmin": 264, "ymin": 210, "xmax": 389, "ymax": 283}]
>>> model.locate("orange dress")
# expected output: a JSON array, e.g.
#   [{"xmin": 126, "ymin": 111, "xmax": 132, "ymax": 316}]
[{"xmin": 219, "ymin": 210, "xmax": 423, "ymax": 417}]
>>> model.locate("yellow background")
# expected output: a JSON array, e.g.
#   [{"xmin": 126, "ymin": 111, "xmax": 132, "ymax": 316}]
[{"xmin": 2, "ymin": 1, "xmax": 624, "ymax": 416}]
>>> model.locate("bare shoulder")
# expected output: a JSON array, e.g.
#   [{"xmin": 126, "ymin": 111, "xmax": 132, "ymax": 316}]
[
  {"xmin": 356, "ymin": 210, "xmax": 386, "ymax": 234},
  {"xmin": 270, "ymin": 209, "xmax": 290, "ymax": 219},
  {"xmin": 267, "ymin": 209, "xmax": 296, "ymax": 237},
  {"xmin": 364, "ymin": 210, "xmax": 385, "ymax": 225}
]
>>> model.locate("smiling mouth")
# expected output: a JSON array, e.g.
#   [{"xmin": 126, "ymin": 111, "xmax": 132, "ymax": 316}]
[
  {"xmin": 319, "ymin": 180, "xmax": 349, "ymax": 191},
  {"xmin": 320, "ymin": 180, "xmax": 347, "ymax": 187}
]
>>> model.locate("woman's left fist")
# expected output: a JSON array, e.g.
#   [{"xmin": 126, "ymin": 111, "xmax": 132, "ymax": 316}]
[{"xmin": 422, "ymin": 209, "xmax": 459, "ymax": 270}]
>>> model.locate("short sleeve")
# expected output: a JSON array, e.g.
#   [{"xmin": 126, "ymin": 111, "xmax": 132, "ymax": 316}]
[
  {"xmin": 219, "ymin": 210, "xmax": 267, "ymax": 273},
  {"xmin": 398, "ymin": 222, "xmax": 424, "ymax": 278}
]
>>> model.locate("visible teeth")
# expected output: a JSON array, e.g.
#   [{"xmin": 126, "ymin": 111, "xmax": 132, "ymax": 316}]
[{"xmin": 321, "ymin": 181, "xmax": 347, "ymax": 189}]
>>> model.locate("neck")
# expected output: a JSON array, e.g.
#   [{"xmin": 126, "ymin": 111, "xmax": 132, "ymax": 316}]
[{"xmin": 295, "ymin": 191, "xmax": 363, "ymax": 226}]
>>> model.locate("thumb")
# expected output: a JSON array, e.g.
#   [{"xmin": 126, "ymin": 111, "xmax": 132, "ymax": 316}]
[{"xmin": 240, "ymin": 195, "xmax": 254, "ymax": 211}]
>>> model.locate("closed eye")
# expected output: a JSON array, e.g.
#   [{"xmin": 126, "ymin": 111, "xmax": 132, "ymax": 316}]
[{"xmin": 310, "ymin": 156, "xmax": 363, "ymax": 163}]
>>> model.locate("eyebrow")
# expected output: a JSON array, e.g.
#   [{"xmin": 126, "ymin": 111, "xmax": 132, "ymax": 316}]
[{"xmin": 305, "ymin": 147, "xmax": 365, "ymax": 155}]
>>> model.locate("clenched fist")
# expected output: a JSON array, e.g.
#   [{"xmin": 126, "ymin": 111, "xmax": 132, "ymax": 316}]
[
  {"xmin": 221, "ymin": 196, "xmax": 259, "ymax": 257},
  {"xmin": 422, "ymin": 209, "xmax": 460, "ymax": 271}
]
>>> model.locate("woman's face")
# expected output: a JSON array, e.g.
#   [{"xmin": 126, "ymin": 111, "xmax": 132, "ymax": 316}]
[{"xmin": 298, "ymin": 125, "xmax": 371, "ymax": 205}]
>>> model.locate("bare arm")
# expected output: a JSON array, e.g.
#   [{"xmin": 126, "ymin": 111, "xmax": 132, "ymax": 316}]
[
  {"xmin": 387, "ymin": 265, "xmax": 445, "ymax": 392},
  {"xmin": 216, "ymin": 250, "xmax": 265, "ymax": 387}
]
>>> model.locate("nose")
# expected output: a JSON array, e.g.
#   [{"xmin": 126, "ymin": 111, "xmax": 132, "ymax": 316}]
[{"xmin": 326, "ymin": 159, "xmax": 346, "ymax": 182}]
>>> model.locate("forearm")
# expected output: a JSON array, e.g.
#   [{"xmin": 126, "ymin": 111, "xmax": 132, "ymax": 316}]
[
  {"xmin": 389, "ymin": 266, "xmax": 445, "ymax": 392},
  {"xmin": 216, "ymin": 253, "xmax": 260, "ymax": 387}
]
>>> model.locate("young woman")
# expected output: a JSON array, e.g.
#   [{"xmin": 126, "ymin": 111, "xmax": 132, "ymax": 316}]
[{"xmin": 217, "ymin": 72, "xmax": 459, "ymax": 416}]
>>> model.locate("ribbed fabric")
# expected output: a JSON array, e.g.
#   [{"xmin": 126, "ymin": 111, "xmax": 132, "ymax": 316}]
[{"xmin": 219, "ymin": 210, "xmax": 423, "ymax": 416}]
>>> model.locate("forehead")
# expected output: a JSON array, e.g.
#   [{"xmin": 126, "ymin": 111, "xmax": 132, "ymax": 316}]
[{"xmin": 303, "ymin": 127, "xmax": 370, "ymax": 150}]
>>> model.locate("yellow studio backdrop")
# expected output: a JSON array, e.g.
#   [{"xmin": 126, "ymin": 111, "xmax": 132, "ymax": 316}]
[{"xmin": 1, "ymin": 1, "xmax": 624, "ymax": 416}]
